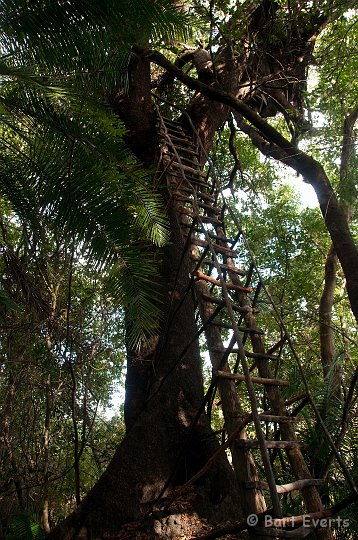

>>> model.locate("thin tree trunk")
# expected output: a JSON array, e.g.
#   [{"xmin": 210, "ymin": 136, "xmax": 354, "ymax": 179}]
[
  {"xmin": 319, "ymin": 245, "xmax": 339, "ymax": 383},
  {"xmin": 42, "ymin": 373, "xmax": 52, "ymax": 534}
]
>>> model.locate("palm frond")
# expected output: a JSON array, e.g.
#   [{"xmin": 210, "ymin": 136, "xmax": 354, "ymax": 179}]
[
  {"xmin": 106, "ymin": 252, "xmax": 163, "ymax": 349},
  {"xmin": 0, "ymin": 0, "xmax": 182, "ymax": 346},
  {"xmin": 0, "ymin": 80, "xmax": 169, "ymax": 346},
  {"xmin": 5, "ymin": 512, "xmax": 44, "ymax": 540},
  {"xmin": 0, "ymin": 0, "xmax": 192, "ymax": 91}
]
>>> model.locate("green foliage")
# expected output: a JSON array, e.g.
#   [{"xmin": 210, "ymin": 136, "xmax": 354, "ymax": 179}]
[
  {"xmin": 0, "ymin": 217, "xmax": 127, "ymax": 527},
  {"xmin": 6, "ymin": 512, "xmax": 44, "ymax": 540},
  {"xmin": 0, "ymin": 91, "xmax": 169, "ymax": 344},
  {"xmin": 313, "ymin": 11, "xmax": 358, "ymax": 119},
  {"xmin": 0, "ymin": 0, "xmax": 195, "ymax": 344},
  {"xmin": 0, "ymin": 0, "xmax": 191, "ymax": 89},
  {"xmin": 0, "ymin": 0, "xmax": 357, "ymax": 533}
]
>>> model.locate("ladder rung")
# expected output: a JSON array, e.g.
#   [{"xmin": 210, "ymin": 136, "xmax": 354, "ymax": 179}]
[
  {"xmin": 236, "ymin": 440, "xmax": 306, "ymax": 449},
  {"xmin": 197, "ymin": 201, "xmax": 222, "ymax": 213},
  {"xmin": 174, "ymin": 187, "xmax": 215, "ymax": 202},
  {"xmin": 211, "ymin": 321, "xmax": 263, "ymax": 334},
  {"xmin": 174, "ymin": 195, "xmax": 196, "ymax": 204},
  {"xmin": 186, "ymin": 177, "xmax": 210, "ymax": 187},
  {"xmin": 284, "ymin": 392, "xmax": 309, "ymax": 406},
  {"xmin": 180, "ymin": 211, "xmax": 223, "ymax": 225},
  {"xmin": 210, "ymin": 347, "xmax": 277, "ymax": 359},
  {"xmin": 162, "ymin": 118, "xmax": 190, "ymax": 132},
  {"xmin": 196, "ymin": 190, "xmax": 215, "ymax": 201},
  {"xmin": 172, "ymin": 174, "xmax": 209, "ymax": 189},
  {"xmin": 246, "ymin": 478, "xmax": 324, "ymax": 493},
  {"xmin": 191, "ymin": 237, "xmax": 237, "ymax": 255},
  {"xmin": 164, "ymin": 122, "xmax": 185, "ymax": 131},
  {"xmin": 168, "ymin": 160, "xmax": 208, "ymax": 178},
  {"xmin": 201, "ymin": 294, "xmax": 251, "ymax": 314},
  {"xmin": 164, "ymin": 124, "xmax": 186, "ymax": 135},
  {"xmin": 168, "ymin": 154, "xmax": 199, "ymax": 167},
  {"xmin": 184, "ymin": 227, "xmax": 236, "ymax": 243},
  {"xmin": 169, "ymin": 145, "xmax": 199, "ymax": 156},
  {"xmin": 210, "ymin": 347, "xmax": 245, "ymax": 355},
  {"xmin": 258, "ymin": 414, "xmax": 301, "ymax": 423},
  {"xmin": 201, "ymin": 260, "xmax": 246, "ymax": 276},
  {"xmin": 206, "ymin": 232, "xmax": 236, "ymax": 244},
  {"xmin": 163, "ymin": 133, "xmax": 193, "ymax": 144},
  {"xmin": 244, "ymin": 351, "xmax": 279, "ymax": 361},
  {"xmin": 162, "ymin": 117, "xmax": 182, "ymax": 125},
  {"xmin": 175, "ymin": 197, "xmax": 222, "ymax": 215},
  {"xmin": 216, "ymin": 371, "xmax": 289, "ymax": 386}
]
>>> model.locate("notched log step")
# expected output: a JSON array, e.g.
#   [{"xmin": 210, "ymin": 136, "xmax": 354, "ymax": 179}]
[
  {"xmin": 216, "ymin": 371, "xmax": 289, "ymax": 386},
  {"xmin": 246, "ymin": 478, "xmax": 324, "ymax": 493}
]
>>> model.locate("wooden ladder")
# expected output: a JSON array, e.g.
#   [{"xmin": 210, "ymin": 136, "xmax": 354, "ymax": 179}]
[{"xmin": 156, "ymin": 112, "xmax": 355, "ymax": 539}]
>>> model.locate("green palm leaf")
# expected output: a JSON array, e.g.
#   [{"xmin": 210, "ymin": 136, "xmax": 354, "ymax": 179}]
[
  {"xmin": 5, "ymin": 512, "xmax": 44, "ymax": 540},
  {"xmin": 0, "ymin": 0, "xmax": 191, "ymax": 346}
]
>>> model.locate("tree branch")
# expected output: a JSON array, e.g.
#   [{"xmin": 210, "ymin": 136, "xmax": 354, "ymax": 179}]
[{"xmin": 134, "ymin": 46, "xmax": 358, "ymax": 322}]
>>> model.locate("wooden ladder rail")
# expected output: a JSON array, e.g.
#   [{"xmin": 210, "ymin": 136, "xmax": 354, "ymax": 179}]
[
  {"xmin": 208, "ymin": 212, "xmax": 332, "ymax": 539},
  {"xmin": 179, "ymin": 113, "xmax": 345, "ymax": 538},
  {"xmin": 191, "ymin": 196, "xmax": 333, "ymax": 539},
  {"xmin": 157, "ymin": 114, "xmax": 271, "ymax": 532},
  {"xmin": 156, "ymin": 113, "xmax": 345, "ymax": 538},
  {"xmin": 158, "ymin": 115, "xmax": 300, "ymax": 532},
  {"xmin": 224, "ymin": 201, "xmax": 358, "ymax": 498},
  {"xmin": 189, "ymin": 189, "xmax": 283, "ymax": 519}
]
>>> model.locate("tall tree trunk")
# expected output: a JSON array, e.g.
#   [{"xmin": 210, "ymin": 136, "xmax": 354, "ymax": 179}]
[
  {"xmin": 49, "ymin": 205, "xmax": 238, "ymax": 539},
  {"xmin": 49, "ymin": 4, "xmax": 358, "ymax": 538}
]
